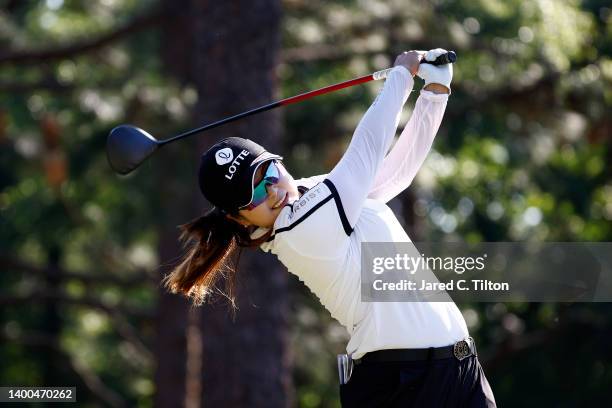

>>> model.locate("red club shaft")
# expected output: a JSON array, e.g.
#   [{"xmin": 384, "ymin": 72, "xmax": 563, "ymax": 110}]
[
  {"xmin": 160, "ymin": 69, "xmax": 391, "ymax": 146},
  {"xmin": 278, "ymin": 73, "xmax": 376, "ymax": 106}
]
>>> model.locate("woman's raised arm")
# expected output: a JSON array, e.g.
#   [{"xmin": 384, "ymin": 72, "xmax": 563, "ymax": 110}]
[
  {"xmin": 325, "ymin": 52, "xmax": 419, "ymax": 230},
  {"xmin": 367, "ymin": 49, "xmax": 453, "ymax": 203}
]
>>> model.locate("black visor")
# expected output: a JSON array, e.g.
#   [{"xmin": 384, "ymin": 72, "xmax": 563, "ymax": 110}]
[{"xmin": 198, "ymin": 137, "xmax": 282, "ymax": 212}]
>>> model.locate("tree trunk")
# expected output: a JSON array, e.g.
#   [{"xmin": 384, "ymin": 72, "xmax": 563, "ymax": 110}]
[
  {"xmin": 154, "ymin": 1, "xmax": 290, "ymax": 405},
  {"xmin": 42, "ymin": 245, "xmax": 63, "ymax": 385},
  {"xmin": 191, "ymin": 1, "xmax": 292, "ymax": 406},
  {"xmin": 154, "ymin": 215, "xmax": 190, "ymax": 407}
]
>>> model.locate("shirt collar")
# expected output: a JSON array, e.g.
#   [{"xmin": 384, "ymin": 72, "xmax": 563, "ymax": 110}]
[{"xmin": 250, "ymin": 184, "xmax": 307, "ymax": 249}]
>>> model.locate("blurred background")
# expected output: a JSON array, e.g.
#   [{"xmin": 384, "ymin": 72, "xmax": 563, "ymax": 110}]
[{"xmin": 1, "ymin": 0, "xmax": 611, "ymax": 407}]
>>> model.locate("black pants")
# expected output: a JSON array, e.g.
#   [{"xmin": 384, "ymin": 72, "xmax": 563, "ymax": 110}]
[{"xmin": 339, "ymin": 355, "xmax": 496, "ymax": 408}]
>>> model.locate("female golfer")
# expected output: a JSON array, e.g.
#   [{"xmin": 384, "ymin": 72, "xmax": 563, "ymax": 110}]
[{"xmin": 165, "ymin": 49, "xmax": 496, "ymax": 407}]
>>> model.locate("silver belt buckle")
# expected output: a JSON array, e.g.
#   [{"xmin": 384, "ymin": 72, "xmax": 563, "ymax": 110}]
[
  {"xmin": 337, "ymin": 353, "xmax": 354, "ymax": 385},
  {"xmin": 453, "ymin": 337, "xmax": 473, "ymax": 361}
]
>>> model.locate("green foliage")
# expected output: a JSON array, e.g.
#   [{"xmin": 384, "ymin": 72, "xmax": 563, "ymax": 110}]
[{"xmin": 1, "ymin": 0, "xmax": 610, "ymax": 406}]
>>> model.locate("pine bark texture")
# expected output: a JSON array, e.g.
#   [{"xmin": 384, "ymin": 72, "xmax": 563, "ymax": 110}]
[
  {"xmin": 193, "ymin": 1, "xmax": 291, "ymax": 407},
  {"xmin": 154, "ymin": 1, "xmax": 290, "ymax": 406}
]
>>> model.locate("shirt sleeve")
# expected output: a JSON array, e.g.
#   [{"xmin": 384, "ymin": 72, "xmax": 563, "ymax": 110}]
[
  {"xmin": 325, "ymin": 66, "xmax": 413, "ymax": 230},
  {"xmin": 367, "ymin": 89, "xmax": 449, "ymax": 203}
]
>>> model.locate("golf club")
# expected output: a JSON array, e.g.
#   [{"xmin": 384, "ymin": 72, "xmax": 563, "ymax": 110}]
[{"xmin": 107, "ymin": 51, "xmax": 456, "ymax": 175}]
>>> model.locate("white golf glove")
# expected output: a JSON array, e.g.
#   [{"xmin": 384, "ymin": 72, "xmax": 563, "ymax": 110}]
[{"xmin": 417, "ymin": 48, "xmax": 453, "ymax": 92}]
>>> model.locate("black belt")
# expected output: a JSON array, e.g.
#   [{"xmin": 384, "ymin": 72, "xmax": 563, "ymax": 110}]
[{"xmin": 354, "ymin": 337, "xmax": 477, "ymax": 365}]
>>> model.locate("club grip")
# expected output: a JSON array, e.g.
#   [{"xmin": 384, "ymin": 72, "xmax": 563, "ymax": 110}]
[
  {"xmin": 420, "ymin": 51, "xmax": 457, "ymax": 66},
  {"xmin": 371, "ymin": 51, "xmax": 457, "ymax": 80}
]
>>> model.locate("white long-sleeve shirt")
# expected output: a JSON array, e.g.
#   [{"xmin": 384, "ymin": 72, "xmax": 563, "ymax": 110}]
[{"xmin": 256, "ymin": 66, "xmax": 468, "ymax": 358}]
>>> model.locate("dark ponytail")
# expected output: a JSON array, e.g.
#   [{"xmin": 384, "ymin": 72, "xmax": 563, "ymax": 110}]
[{"xmin": 163, "ymin": 207, "xmax": 270, "ymax": 307}]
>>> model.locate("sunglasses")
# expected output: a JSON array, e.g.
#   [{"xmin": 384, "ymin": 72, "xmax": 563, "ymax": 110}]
[{"xmin": 241, "ymin": 160, "xmax": 280, "ymax": 210}]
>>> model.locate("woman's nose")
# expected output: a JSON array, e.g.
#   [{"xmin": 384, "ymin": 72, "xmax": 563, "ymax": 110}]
[{"xmin": 266, "ymin": 184, "xmax": 277, "ymax": 196}]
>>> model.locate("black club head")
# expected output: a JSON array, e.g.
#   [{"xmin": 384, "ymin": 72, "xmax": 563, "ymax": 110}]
[{"xmin": 107, "ymin": 125, "xmax": 160, "ymax": 175}]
